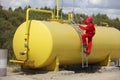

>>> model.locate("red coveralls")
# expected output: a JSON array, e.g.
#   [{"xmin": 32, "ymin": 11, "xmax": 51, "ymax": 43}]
[{"xmin": 79, "ymin": 19, "xmax": 95, "ymax": 54}]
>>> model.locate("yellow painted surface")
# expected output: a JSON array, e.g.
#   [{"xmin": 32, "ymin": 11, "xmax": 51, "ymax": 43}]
[{"xmin": 13, "ymin": 20, "xmax": 120, "ymax": 68}]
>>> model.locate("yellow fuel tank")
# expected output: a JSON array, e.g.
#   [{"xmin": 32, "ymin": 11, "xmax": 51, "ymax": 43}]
[{"xmin": 13, "ymin": 20, "xmax": 120, "ymax": 70}]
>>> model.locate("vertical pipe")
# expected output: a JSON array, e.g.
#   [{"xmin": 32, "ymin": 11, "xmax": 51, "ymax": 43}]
[
  {"xmin": 54, "ymin": 0, "xmax": 56, "ymax": 19},
  {"xmin": 0, "ymin": 49, "xmax": 7, "ymax": 77},
  {"xmin": 72, "ymin": 0, "xmax": 75, "ymax": 21},
  {"xmin": 60, "ymin": 0, "xmax": 63, "ymax": 20},
  {"xmin": 73, "ymin": 0, "xmax": 75, "ymax": 13},
  {"xmin": 24, "ymin": 8, "xmax": 30, "ymax": 61},
  {"xmin": 56, "ymin": 0, "xmax": 59, "ymax": 19},
  {"xmin": 26, "ymin": 8, "xmax": 30, "ymax": 36}
]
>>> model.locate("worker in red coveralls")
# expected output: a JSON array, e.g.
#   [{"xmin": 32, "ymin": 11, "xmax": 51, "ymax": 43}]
[{"xmin": 79, "ymin": 16, "xmax": 95, "ymax": 56}]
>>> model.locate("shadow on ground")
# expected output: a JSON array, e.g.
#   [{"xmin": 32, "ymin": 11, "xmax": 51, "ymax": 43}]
[
  {"xmin": 19, "ymin": 64, "xmax": 102, "ymax": 75},
  {"xmin": 12, "ymin": 63, "xmax": 120, "ymax": 75},
  {"xmin": 60, "ymin": 64, "xmax": 102, "ymax": 73}
]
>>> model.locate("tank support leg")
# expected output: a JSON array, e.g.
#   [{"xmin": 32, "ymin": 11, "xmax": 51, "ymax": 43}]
[
  {"xmin": 54, "ymin": 57, "xmax": 60, "ymax": 71},
  {"xmin": 100, "ymin": 55, "xmax": 111, "ymax": 66},
  {"xmin": 107, "ymin": 56, "xmax": 111, "ymax": 66},
  {"xmin": 46, "ymin": 57, "xmax": 60, "ymax": 71}
]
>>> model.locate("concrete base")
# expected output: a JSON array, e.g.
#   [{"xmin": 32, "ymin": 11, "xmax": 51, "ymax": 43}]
[
  {"xmin": 0, "ymin": 76, "xmax": 33, "ymax": 80},
  {"xmin": 0, "ymin": 68, "xmax": 7, "ymax": 77}
]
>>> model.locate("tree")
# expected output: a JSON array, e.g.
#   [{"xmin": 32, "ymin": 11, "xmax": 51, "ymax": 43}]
[
  {"xmin": 8, "ymin": 7, "xmax": 12, "ymax": 12},
  {"xmin": 0, "ymin": 4, "xmax": 2, "ymax": 10}
]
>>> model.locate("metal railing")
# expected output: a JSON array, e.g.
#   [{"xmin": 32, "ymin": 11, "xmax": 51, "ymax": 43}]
[{"xmin": 24, "ymin": 8, "xmax": 54, "ymax": 61}]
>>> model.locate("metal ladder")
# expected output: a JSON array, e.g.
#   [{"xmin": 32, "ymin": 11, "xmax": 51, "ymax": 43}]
[{"xmin": 68, "ymin": 20, "xmax": 88, "ymax": 68}]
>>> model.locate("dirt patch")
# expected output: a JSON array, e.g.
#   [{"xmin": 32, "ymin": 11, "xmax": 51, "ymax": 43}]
[{"xmin": 0, "ymin": 66, "xmax": 120, "ymax": 80}]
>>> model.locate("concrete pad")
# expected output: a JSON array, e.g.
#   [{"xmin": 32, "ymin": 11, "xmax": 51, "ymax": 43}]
[{"xmin": 0, "ymin": 76, "xmax": 33, "ymax": 80}]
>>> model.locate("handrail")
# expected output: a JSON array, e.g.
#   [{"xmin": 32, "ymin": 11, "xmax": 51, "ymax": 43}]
[
  {"xmin": 26, "ymin": 8, "xmax": 54, "ymax": 35},
  {"xmin": 24, "ymin": 8, "xmax": 54, "ymax": 61}
]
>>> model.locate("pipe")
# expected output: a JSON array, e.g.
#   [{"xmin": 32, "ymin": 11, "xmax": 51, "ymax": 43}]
[{"xmin": 56, "ymin": 0, "xmax": 59, "ymax": 19}]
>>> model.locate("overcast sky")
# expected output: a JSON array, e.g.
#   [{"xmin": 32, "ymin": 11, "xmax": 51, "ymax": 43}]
[{"xmin": 0, "ymin": 0, "xmax": 120, "ymax": 19}]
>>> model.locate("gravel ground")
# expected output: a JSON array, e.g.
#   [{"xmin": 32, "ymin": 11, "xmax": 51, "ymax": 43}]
[{"xmin": 0, "ymin": 66, "xmax": 120, "ymax": 80}]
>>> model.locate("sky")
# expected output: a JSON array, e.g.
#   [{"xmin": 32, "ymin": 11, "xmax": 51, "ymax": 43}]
[{"xmin": 0, "ymin": 0, "xmax": 120, "ymax": 19}]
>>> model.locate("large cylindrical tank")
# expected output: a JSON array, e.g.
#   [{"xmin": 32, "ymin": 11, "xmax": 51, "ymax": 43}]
[{"xmin": 13, "ymin": 20, "xmax": 120, "ymax": 69}]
